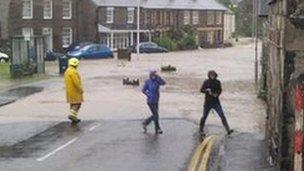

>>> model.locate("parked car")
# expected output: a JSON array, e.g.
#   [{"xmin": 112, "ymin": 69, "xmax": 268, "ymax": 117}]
[
  {"xmin": 0, "ymin": 51, "xmax": 9, "ymax": 63},
  {"xmin": 45, "ymin": 50, "xmax": 64, "ymax": 61},
  {"xmin": 65, "ymin": 42, "xmax": 92, "ymax": 53},
  {"xmin": 128, "ymin": 42, "xmax": 168, "ymax": 53},
  {"xmin": 67, "ymin": 44, "xmax": 113, "ymax": 59}
]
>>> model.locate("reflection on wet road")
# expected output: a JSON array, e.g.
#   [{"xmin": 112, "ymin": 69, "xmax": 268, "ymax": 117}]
[{"xmin": 0, "ymin": 119, "xmax": 198, "ymax": 171}]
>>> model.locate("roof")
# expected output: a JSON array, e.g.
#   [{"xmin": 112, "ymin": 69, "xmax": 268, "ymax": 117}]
[{"xmin": 91, "ymin": 0, "xmax": 227, "ymax": 10}]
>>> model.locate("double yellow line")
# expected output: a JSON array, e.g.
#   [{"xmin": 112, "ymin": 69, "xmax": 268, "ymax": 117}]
[{"xmin": 187, "ymin": 135, "xmax": 218, "ymax": 171}]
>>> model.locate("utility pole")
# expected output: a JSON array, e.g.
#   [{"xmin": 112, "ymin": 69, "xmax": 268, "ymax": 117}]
[
  {"xmin": 252, "ymin": 0, "xmax": 255, "ymax": 41},
  {"xmin": 137, "ymin": 0, "xmax": 140, "ymax": 56}
]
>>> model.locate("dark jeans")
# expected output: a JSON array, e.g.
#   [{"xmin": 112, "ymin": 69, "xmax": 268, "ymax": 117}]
[
  {"xmin": 144, "ymin": 103, "xmax": 161, "ymax": 130},
  {"xmin": 200, "ymin": 102, "xmax": 230, "ymax": 132}
]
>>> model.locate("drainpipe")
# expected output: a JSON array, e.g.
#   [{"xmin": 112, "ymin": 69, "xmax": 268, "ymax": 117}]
[{"xmin": 137, "ymin": 0, "xmax": 140, "ymax": 55}]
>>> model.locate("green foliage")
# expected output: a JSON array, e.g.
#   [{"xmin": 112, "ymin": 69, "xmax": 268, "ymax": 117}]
[
  {"xmin": 157, "ymin": 26, "xmax": 197, "ymax": 51},
  {"xmin": 155, "ymin": 37, "xmax": 177, "ymax": 51},
  {"xmin": 177, "ymin": 35, "xmax": 197, "ymax": 50},
  {"xmin": 0, "ymin": 63, "xmax": 10, "ymax": 79},
  {"xmin": 10, "ymin": 62, "xmax": 36, "ymax": 78},
  {"xmin": 217, "ymin": 0, "xmax": 263, "ymax": 37}
]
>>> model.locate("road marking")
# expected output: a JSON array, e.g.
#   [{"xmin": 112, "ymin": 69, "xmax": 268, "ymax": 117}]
[
  {"xmin": 187, "ymin": 135, "xmax": 217, "ymax": 171},
  {"xmin": 89, "ymin": 124, "xmax": 101, "ymax": 131},
  {"xmin": 36, "ymin": 137, "xmax": 78, "ymax": 162}
]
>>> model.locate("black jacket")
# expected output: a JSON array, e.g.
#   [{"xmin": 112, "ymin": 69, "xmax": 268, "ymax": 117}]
[{"xmin": 200, "ymin": 78, "xmax": 222, "ymax": 104}]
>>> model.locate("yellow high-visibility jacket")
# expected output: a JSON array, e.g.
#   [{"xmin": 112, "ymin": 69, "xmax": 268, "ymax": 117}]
[{"xmin": 64, "ymin": 67, "xmax": 84, "ymax": 104}]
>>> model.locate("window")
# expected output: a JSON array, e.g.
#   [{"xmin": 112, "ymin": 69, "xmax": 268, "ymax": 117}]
[
  {"xmin": 62, "ymin": 27, "xmax": 72, "ymax": 48},
  {"xmin": 216, "ymin": 11, "xmax": 222, "ymax": 25},
  {"xmin": 144, "ymin": 11, "xmax": 150, "ymax": 25},
  {"xmin": 22, "ymin": 27, "xmax": 33, "ymax": 37},
  {"xmin": 42, "ymin": 28, "xmax": 53, "ymax": 50},
  {"xmin": 151, "ymin": 11, "xmax": 157, "ymax": 25},
  {"xmin": 183, "ymin": 11, "xmax": 190, "ymax": 25},
  {"xmin": 207, "ymin": 31, "xmax": 214, "ymax": 44},
  {"xmin": 44, "ymin": 0, "xmax": 53, "ymax": 19},
  {"xmin": 22, "ymin": 0, "xmax": 33, "ymax": 19},
  {"xmin": 207, "ymin": 11, "xmax": 215, "ymax": 25},
  {"xmin": 170, "ymin": 11, "xmax": 174, "ymax": 25},
  {"xmin": 62, "ymin": 0, "xmax": 72, "ymax": 19},
  {"xmin": 192, "ymin": 11, "xmax": 199, "ymax": 25},
  {"xmin": 107, "ymin": 7, "xmax": 114, "ymax": 23},
  {"xmin": 127, "ymin": 8, "xmax": 134, "ymax": 24}
]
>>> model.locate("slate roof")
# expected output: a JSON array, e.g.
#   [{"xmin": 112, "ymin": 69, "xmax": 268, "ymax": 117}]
[{"xmin": 91, "ymin": 0, "xmax": 227, "ymax": 10}]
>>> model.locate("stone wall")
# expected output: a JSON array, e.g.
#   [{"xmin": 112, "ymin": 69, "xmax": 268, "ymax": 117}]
[{"xmin": 263, "ymin": 0, "xmax": 304, "ymax": 170}]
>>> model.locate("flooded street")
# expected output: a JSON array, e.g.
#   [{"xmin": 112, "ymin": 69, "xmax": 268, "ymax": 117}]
[{"xmin": 0, "ymin": 41, "xmax": 272, "ymax": 170}]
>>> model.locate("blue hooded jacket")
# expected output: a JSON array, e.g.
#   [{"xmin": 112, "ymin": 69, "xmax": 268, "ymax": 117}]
[{"xmin": 142, "ymin": 74, "xmax": 166, "ymax": 104}]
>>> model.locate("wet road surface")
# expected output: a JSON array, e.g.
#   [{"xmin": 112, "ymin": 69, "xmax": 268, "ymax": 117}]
[{"xmin": 0, "ymin": 119, "xmax": 199, "ymax": 171}]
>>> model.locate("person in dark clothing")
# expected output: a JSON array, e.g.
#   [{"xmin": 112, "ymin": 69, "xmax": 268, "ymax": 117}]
[
  {"xmin": 142, "ymin": 70, "xmax": 166, "ymax": 134},
  {"xmin": 199, "ymin": 70, "xmax": 233, "ymax": 136}
]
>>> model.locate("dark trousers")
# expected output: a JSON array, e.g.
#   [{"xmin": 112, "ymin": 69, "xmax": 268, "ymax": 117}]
[
  {"xmin": 200, "ymin": 102, "xmax": 230, "ymax": 132},
  {"xmin": 144, "ymin": 103, "xmax": 161, "ymax": 130}
]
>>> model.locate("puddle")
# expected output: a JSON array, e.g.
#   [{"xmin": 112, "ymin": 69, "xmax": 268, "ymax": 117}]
[
  {"xmin": 1, "ymin": 86, "xmax": 43, "ymax": 98},
  {"xmin": 0, "ymin": 86, "xmax": 43, "ymax": 107}
]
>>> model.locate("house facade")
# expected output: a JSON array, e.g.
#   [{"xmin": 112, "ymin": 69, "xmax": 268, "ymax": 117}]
[
  {"xmin": 260, "ymin": 0, "xmax": 304, "ymax": 170},
  {"xmin": 94, "ymin": 0, "xmax": 229, "ymax": 50},
  {"xmin": 9, "ymin": 0, "xmax": 89, "ymax": 51},
  {"xmin": 8, "ymin": 0, "xmax": 232, "ymax": 52}
]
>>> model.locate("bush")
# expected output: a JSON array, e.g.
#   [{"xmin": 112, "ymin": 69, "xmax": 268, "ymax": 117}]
[
  {"xmin": 177, "ymin": 35, "xmax": 197, "ymax": 50},
  {"xmin": 155, "ymin": 37, "xmax": 177, "ymax": 51},
  {"xmin": 156, "ymin": 26, "xmax": 198, "ymax": 51}
]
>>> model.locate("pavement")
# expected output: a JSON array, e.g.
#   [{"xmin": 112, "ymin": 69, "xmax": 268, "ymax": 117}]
[{"xmin": 0, "ymin": 119, "xmax": 199, "ymax": 171}]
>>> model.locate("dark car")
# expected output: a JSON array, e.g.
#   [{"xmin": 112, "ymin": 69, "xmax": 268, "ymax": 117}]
[
  {"xmin": 67, "ymin": 44, "xmax": 113, "ymax": 59},
  {"xmin": 129, "ymin": 42, "xmax": 168, "ymax": 54},
  {"xmin": 45, "ymin": 50, "xmax": 64, "ymax": 61}
]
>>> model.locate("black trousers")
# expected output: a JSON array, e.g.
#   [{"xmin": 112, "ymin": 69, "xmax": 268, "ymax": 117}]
[
  {"xmin": 144, "ymin": 103, "xmax": 161, "ymax": 130},
  {"xmin": 200, "ymin": 102, "xmax": 230, "ymax": 132}
]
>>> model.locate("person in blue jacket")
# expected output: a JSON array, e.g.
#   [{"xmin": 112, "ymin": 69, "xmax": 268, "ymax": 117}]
[{"xmin": 142, "ymin": 69, "xmax": 166, "ymax": 134}]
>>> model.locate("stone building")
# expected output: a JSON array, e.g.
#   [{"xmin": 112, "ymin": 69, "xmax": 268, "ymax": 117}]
[
  {"xmin": 94, "ymin": 0, "xmax": 231, "ymax": 50},
  {"xmin": 260, "ymin": 0, "xmax": 304, "ymax": 170},
  {"xmin": 0, "ymin": 0, "xmax": 11, "ymax": 40},
  {"xmin": 7, "ymin": 0, "xmax": 234, "ymax": 52},
  {"xmin": 9, "ymin": 0, "xmax": 88, "ymax": 52}
]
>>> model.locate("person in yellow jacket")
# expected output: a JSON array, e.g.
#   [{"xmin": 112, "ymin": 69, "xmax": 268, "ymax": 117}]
[{"xmin": 64, "ymin": 58, "xmax": 83, "ymax": 124}]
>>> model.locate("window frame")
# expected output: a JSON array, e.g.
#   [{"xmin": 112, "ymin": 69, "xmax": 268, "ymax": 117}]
[
  {"xmin": 43, "ymin": 0, "xmax": 53, "ymax": 20},
  {"xmin": 62, "ymin": 0, "xmax": 72, "ymax": 20},
  {"xmin": 22, "ymin": 0, "xmax": 33, "ymax": 19},
  {"xmin": 62, "ymin": 27, "xmax": 73, "ymax": 48},
  {"xmin": 192, "ymin": 11, "xmax": 199, "ymax": 25},
  {"xmin": 183, "ymin": 11, "xmax": 190, "ymax": 25},
  {"xmin": 127, "ymin": 7, "xmax": 135, "ymax": 24},
  {"xmin": 42, "ymin": 27, "xmax": 53, "ymax": 50},
  {"xmin": 106, "ymin": 7, "xmax": 114, "ymax": 24},
  {"xmin": 216, "ymin": 11, "xmax": 223, "ymax": 25},
  {"xmin": 207, "ymin": 11, "xmax": 215, "ymax": 26},
  {"xmin": 22, "ymin": 27, "xmax": 33, "ymax": 36}
]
